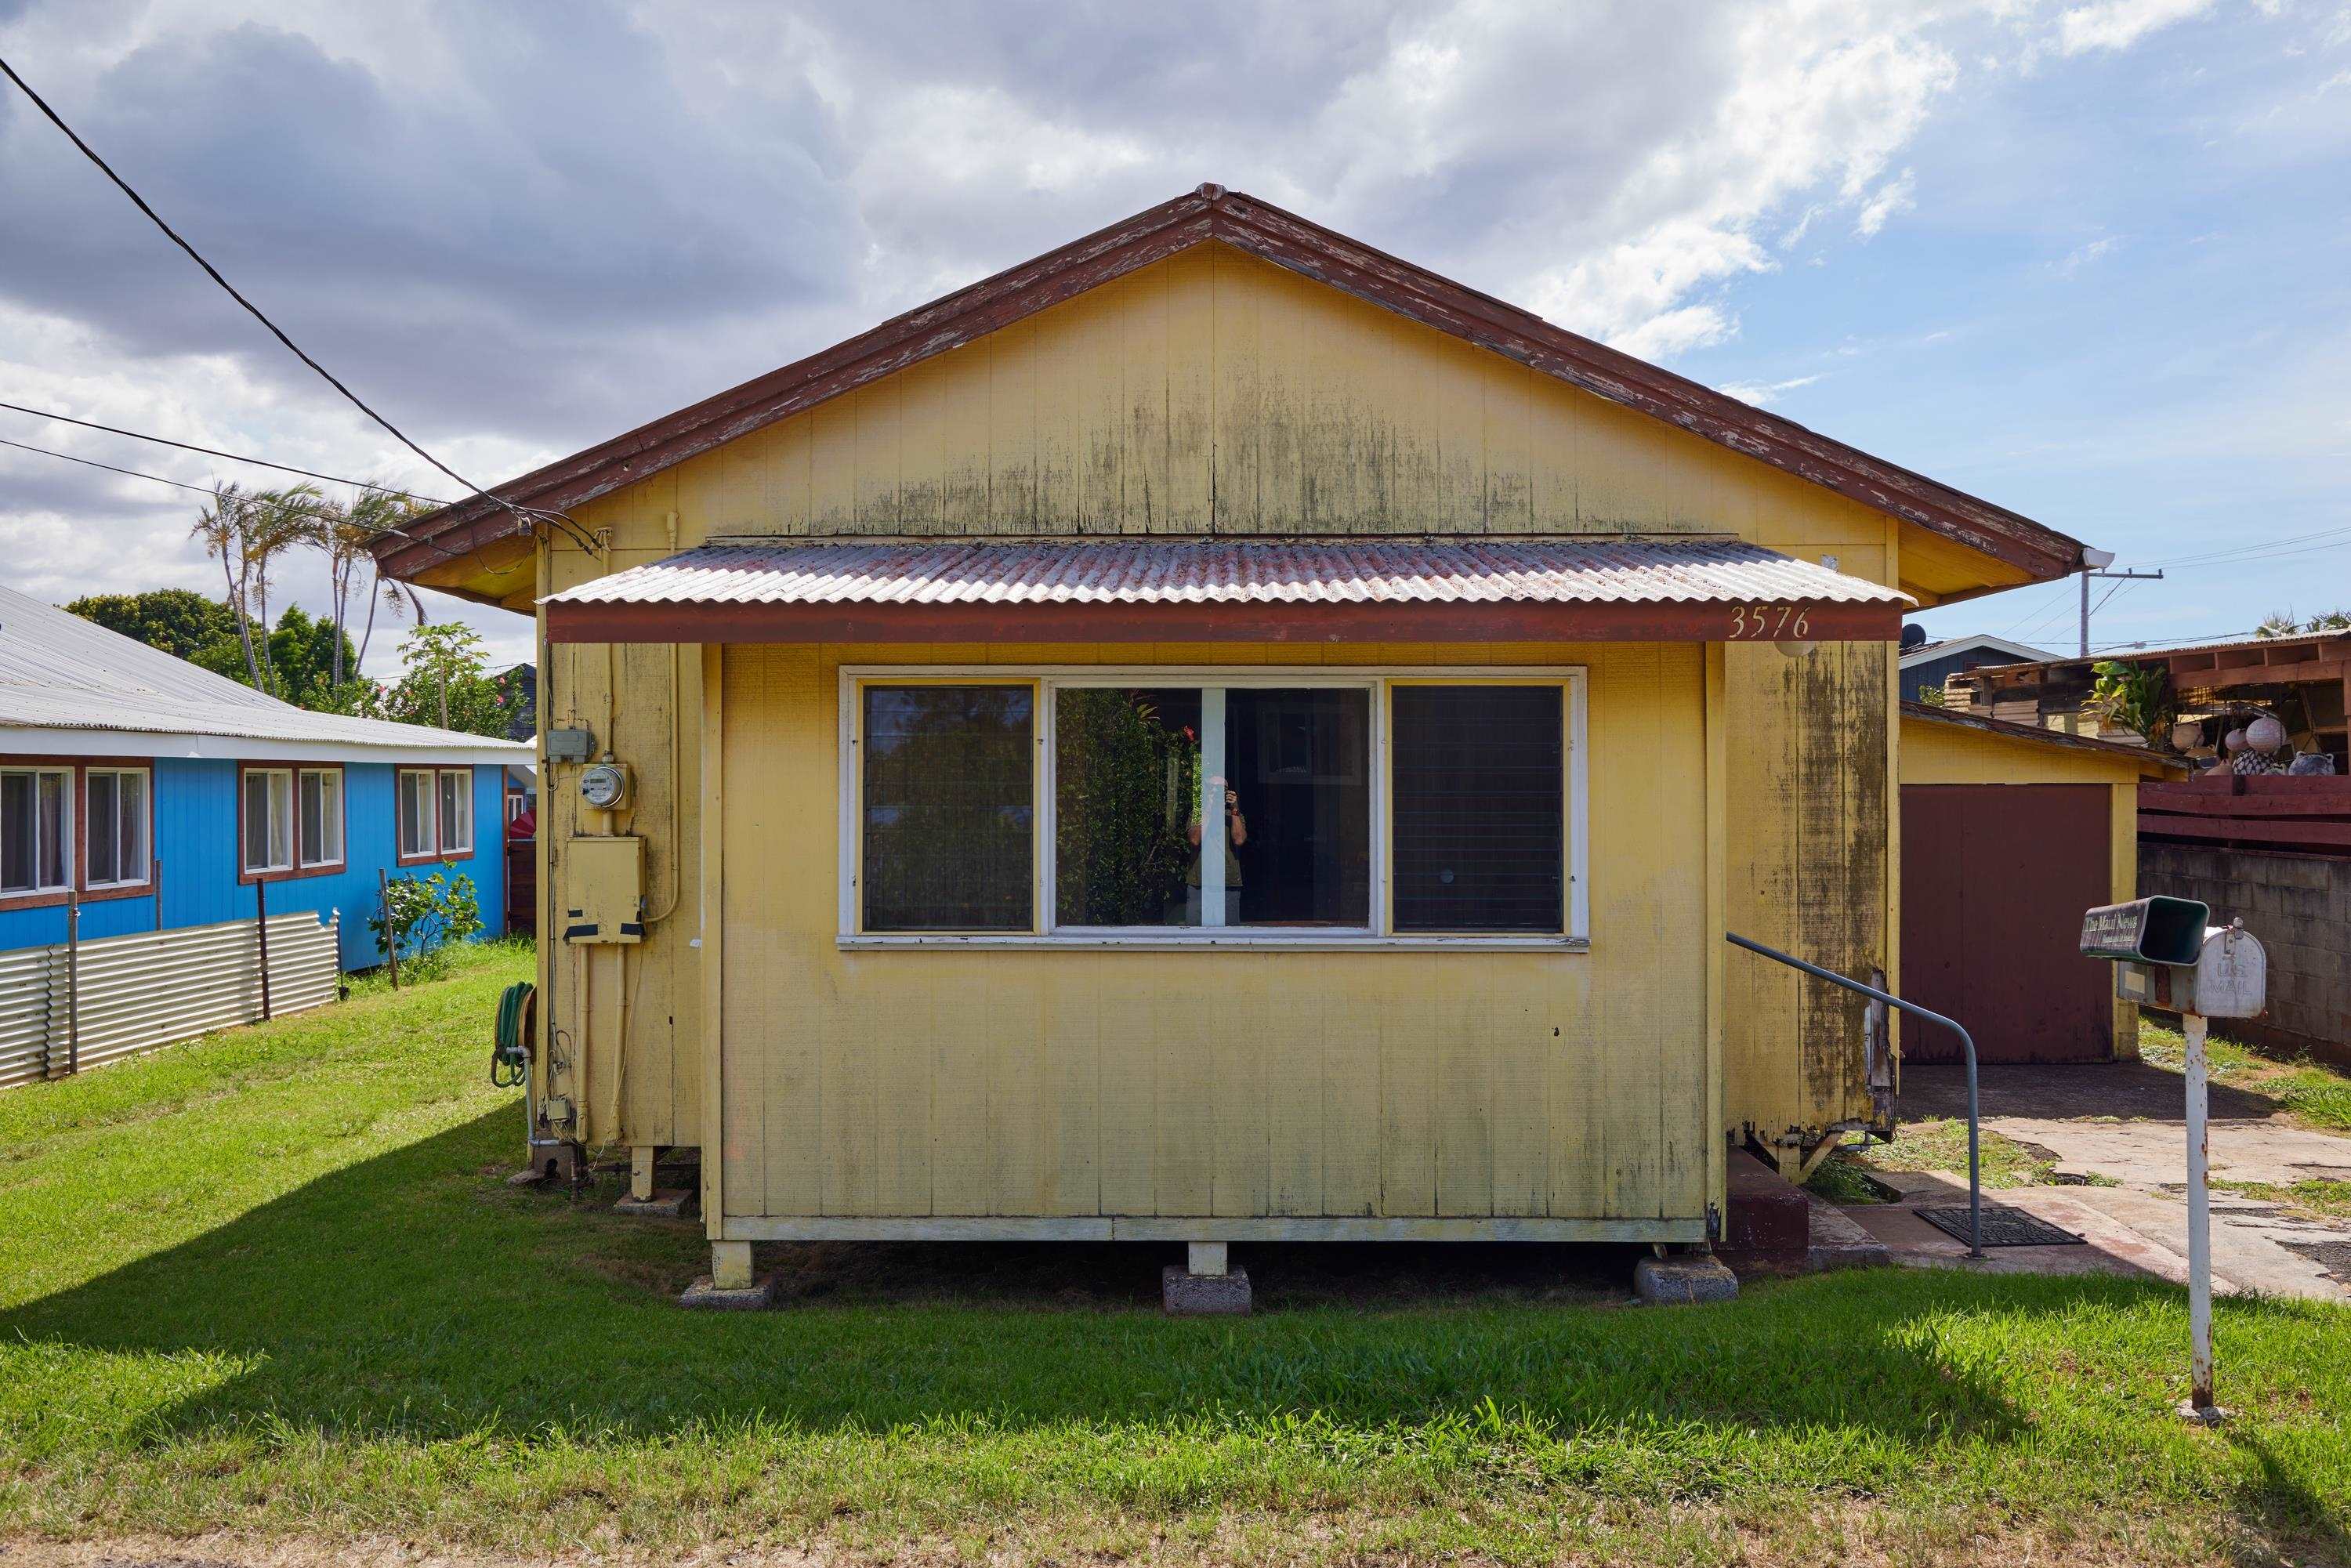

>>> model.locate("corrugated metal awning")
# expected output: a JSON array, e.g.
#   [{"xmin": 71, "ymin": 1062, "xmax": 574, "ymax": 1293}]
[{"xmin": 542, "ymin": 537, "xmax": 1912, "ymax": 643}]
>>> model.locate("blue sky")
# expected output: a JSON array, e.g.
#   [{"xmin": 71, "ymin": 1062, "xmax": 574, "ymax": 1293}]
[
  {"xmin": 0, "ymin": 0, "xmax": 2345, "ymax": 671},
  {"xmin": 1693, "ymin": 5, "xmax": 2351, "ymax": 654}
]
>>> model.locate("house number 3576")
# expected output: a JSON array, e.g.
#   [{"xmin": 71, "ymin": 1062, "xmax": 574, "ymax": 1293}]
[{"xmin": 1730, "ymin": 604, "xmax": 1809, "ymax": 639}]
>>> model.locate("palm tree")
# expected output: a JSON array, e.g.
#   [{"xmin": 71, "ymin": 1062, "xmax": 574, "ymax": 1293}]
[
  {"xmin": 314, "ymin": 487, "xmax": 422, "ymax": 689},
  {"xmin": 244, "ymin": 483, "xmax": 322, "ymax": 693},
  {"xmin": 188, "ymin": 483, "xmax": 324, "ymax": 696},
  {"xmin": 189, "ymin": 483, "xmax": 267, "ymax": 688}
]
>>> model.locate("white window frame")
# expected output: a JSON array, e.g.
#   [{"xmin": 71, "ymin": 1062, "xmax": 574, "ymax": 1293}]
[
  {"xmin": 83, "ymin": 765, "xmax": 151, "ymax": 890},
  {"xmin": 438, "ymin": 767, "xmax": 475, "ymax": 856},
  {"xmin": 241, "ymin": 766, "xmax": 295, "ymax": 876},
  {"xmin": 297, "ymin": 766, "xmax": 346, "ymax": 871},
  {"xmin": 837, "ymin": 665, "xmax": 1588, "ymax": 951},
  {"xmin": 397, "ymin": 767, "xmax": 439, "ymax": 860},
  {"xmin": 1, "ymin": 764, "xmax": 76, "ymax": 897}
]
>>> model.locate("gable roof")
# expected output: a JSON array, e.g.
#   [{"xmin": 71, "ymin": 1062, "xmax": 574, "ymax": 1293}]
[
  {"xmin": 376, "ymin": 185, "xmax": 2087, "ymax": 588},
  {"xmin": 0, "ymin": 585, "xmax": 527, "ymax": 762},
  {"xmin": 1900, "ymin": 632, "xmax": 2059, "ymax": 668}
]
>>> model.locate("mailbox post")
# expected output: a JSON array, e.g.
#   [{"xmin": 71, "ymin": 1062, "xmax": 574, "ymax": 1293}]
[{"xmin": 2081, "ymin": 898, "xmax": 2267, "ymax": 1425}]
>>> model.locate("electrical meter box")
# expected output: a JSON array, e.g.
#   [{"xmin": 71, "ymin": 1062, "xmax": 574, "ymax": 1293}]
[
  {"xmin": 2111, "ymin": 924, "xmax": 2266, "ymax": 1020},
  {"xmin": 563, "ymin": 836, "xmax": 644, "ymax": 944}
]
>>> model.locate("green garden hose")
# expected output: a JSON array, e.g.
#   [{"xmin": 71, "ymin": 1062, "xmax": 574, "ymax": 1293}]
[{"xmin": 491, "ymin": 980, "xmax": 534, "ymax": 1088}]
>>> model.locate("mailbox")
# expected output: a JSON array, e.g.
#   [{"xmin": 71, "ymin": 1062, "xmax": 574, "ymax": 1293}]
[
  {"xmin": 2112, "ymin": 924, "xmax": 2267, "ymax": 1020},
  {"xmin": 2080, "ymin": 896, "xmax": 2210, "ymax": 965}
]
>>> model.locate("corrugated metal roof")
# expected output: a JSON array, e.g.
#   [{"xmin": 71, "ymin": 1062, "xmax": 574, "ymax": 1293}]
[
  {"xmin": 544, "ymin": 537, "xmax": 1914, "ymax": 610},
  {"xmin": 0, "ymin": 584, "xmax": 525, "ymax": 756}
]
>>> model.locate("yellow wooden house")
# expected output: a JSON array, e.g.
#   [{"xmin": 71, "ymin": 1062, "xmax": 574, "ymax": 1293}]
[{"xmin": 378, "ymin": 186, "xmax": 2091, "ymax": 1298}]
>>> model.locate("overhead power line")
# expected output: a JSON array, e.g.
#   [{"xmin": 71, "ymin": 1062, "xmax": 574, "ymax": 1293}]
[
  {"xmin": 0, "ymin": 434, "xmax": 410, "ymax": 536},
  {"xmin": 0, "ymin": 53, "xmax": 597, "ymax": 556},
  {"xmin": 0, "ymin": 400, "xmax": 448, "ymax": 505}
]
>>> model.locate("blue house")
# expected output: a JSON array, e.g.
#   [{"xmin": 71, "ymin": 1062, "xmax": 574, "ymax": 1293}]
[{"xmin": 1, "ymin": 584, "xmax": 527, "ymax": 969}]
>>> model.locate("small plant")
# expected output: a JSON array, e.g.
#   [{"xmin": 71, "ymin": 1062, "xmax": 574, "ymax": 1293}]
[
  {"xmin": 368, "ymin": 867, "xmax": 484, "ymax": 982},
  {"xmin": 2089, "ymin": 659, "xmax": 2173, "ymax": 743}
]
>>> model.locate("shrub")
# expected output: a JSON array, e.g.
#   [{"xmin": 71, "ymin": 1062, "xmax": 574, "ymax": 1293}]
[{"xmin": 368, "ymin": 867, "xmax": 484, "ymax": 982}]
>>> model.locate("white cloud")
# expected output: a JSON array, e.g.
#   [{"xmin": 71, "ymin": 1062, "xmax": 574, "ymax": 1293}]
[
  {"xmin": 0, "ymin": 0, "xmax": 2280, "ymax": 640},
  {"xmin": 1715, "ymin": 373, "xmax": 1827, "ymax": 407},
  {"xmin": 2052, "ymin": 234, "xmax": 2125, "ymax": 273},
  {"xmin": 2056, "ymin": 0, "xmax": 2219, "ymax": 56},
  {"xmin": 1853, "ymin": 168, "xmax": 1918, "ymax": 236}
]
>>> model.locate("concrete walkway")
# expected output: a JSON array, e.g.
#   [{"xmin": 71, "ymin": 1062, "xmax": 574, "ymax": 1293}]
[{"xmin": 1845, "ymin": 1062, "xmax": 2351, "ymax": 1303}]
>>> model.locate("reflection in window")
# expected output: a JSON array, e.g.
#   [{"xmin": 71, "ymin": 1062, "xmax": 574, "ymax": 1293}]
[
  {"xmin": 863, "ymin": 686, "xmax": 1034, "ymax": 931},
  {"xmin": 1055, "ymin": 689, "xmax": 1201, "ymax": 927},
  {"xmin": 1392, "ymin": 686, "xmax": 1563, "ymax": 932},
  {"xmin": 1226, "ymin": 688, "xmax": 1370, "ymax": 927},
  {"xmin": 87, "ymin": 768, "xmax": 148, "ymax": 888},
  {"xmin": 2, "ymin": 767, "xmax": 72, "ymax": 895}
]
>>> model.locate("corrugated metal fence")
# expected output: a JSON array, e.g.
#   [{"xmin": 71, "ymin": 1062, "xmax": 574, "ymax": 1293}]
[{"xmin": 0, "ymin": 912, "xmax": 339, "ymax": 1089}]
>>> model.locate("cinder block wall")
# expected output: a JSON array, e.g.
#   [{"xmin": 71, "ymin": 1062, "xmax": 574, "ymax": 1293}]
[{"xmin": 2139, "ymin": 841, "xmax": 2351, "ymax": 1067}]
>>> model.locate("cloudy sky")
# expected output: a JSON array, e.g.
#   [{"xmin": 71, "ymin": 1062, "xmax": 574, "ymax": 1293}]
[{"xmin": 2, "ymin": 0, "xmax": 2346, "ymax": 673}]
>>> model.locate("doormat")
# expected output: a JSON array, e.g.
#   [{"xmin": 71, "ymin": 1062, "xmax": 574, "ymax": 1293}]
[{"xmin": 1914, "ymin": 1204, "xmax": 2085, "ymax": 1248}]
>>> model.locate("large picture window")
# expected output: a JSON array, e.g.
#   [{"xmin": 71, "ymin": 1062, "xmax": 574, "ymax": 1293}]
[
  {"xmin": 844, "ymin": 668, "xmax": 1584, "ymax": 945},
  {"xmin": 2, "ymin": 765, "xmax": 73, "ymax": 896}
]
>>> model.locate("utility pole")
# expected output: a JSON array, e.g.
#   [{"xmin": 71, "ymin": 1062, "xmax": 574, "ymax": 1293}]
[{"xmin": 2081, "ymin": 565, "xmax": 2165, "ymax": 657}]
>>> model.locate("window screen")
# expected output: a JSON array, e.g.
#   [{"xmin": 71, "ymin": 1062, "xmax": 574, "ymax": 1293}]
[
  {"xmin": 862, "ymin": 685, "xmax": 1034, "ymax": 931},
  {"xmin": 1391, "ymin": 686, "xmax": 1563, "ymax": 932}
]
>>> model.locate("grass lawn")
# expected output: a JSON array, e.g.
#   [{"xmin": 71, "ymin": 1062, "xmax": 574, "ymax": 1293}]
[
  {"xmin": 3, "ymin": 944, "xmax": 2349, "ymax": 1566},
  {"xmin": 2139, "ymin": 1019, "xmax": 2351, "ymax": 1132}
]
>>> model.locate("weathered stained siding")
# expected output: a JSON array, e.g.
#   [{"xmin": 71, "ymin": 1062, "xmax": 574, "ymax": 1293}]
[
  {"xmin": 538, "ymin": 240, "xmax": 1900, "ymax": 1163},
  {"xmin": 574, "ymin": 243, "xmax": 1899, "ymax": 552},
  {"xmin": 708, "ymin": 640, "xmax": 1710, "ymax": 1226}
]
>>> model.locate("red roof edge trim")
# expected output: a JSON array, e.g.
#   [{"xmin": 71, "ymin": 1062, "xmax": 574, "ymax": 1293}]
[{"xmin": 377, "ymin": 185, "xmax": 2084, "ymax": 586}]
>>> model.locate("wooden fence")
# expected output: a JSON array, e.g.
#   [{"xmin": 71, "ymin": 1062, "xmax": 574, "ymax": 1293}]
[{"xmin": 2139, "ymin": 773, "xmax": 2351, "ymax": 856}]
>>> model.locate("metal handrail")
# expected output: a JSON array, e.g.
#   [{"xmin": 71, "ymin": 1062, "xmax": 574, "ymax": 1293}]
[{"xmin": 1726, "ymin": 932, "xmax": 1981, "ymax": 1258}]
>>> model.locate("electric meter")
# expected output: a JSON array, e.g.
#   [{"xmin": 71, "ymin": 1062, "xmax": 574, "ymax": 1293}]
[{"xmin": 579, "ymin": 761, "xmax": 632, "ymax": 812}]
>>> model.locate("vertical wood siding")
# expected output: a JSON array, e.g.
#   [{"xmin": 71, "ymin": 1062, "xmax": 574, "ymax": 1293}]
[
  {"xmin": 542, "ymin": 240, "xmax": 1907, "ymax": 1163},
  {"xmin": 712, "ymin": 640, "xmax": 1708, "ymax": 1224}
]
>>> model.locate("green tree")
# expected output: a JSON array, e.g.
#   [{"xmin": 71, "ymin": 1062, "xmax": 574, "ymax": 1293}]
[
  {"xmin": 308, "ymin": 488, "xmax": 430, "ymax": 686},
  {"xmin": 187, "ymin": 482, "xmax": 323, "ymax": 689},
  {"xmin": 263, "ymin": 606, "xmax": 359, "ymax": 709},
  {"xmin": 63, "ymin": 589, "xmax": 237, "ymax": 659},
  {"xmin": 353, "ymin": 621, "xmax": 516, "ymax": 737}
]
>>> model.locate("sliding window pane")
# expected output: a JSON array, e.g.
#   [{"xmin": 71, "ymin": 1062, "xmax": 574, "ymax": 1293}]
[
  {"xmin": 1, "ymin": 773, "xmax": 32, "ymax": 893},
  {"xmin": 1223, "ymin": 687, "xmax": 1370, "ymax": 927},
  {"xmin": 1055, "ymin": 688, "xmax": 1202, "ymax": 927},
  {"xmin": 863, "ymin": 685, "xmax": 1033, "ymax": 931},
  {"xmin": 1392, "ymin": 686, "xmax": 1563, "ymax": 932},
  {"xmin": 88, "ymin": 772, "xmax": 121, "ymax": 885},
  {"xmin": 119, "ymin": 772, "xmax": 146, "ymax": 881},
  {"xmin": 270, "ymin": 773, "xmax": 293, "ymax": 868},
  {"xmin": 37, "ymin": 771, "xmax": 67, "ymax": 890}
]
